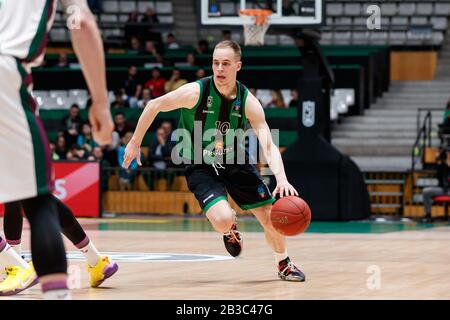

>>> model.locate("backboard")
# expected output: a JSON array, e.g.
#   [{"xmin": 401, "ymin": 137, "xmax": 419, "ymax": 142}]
[{"xmin": 200, "ymin": 0, "xmax": 324, "ymax": 27}]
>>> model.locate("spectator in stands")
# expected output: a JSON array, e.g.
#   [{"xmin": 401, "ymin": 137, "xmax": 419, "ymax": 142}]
[
  {"xmin": 127, "ymin": 11, "xmax": 139, "ymax": 23},
  {"xmin": 186, "ymin": 53, "xmax": 197, "ymax": 67},
  {"xmin": 164, "ymin": 68, "xmax": 188, "ymax": 93},
  {"xmin": 77, "ymin": 123, "xmax": 97, "ymax": 153},
  {"xmin": 266, "ymin": 90, "xmax": 286, "ymax": 108},
  {"xmin": 196, "ymin": 39, "xmax": 210, "ymax": 55},
  {"xmin": 139, "ymin": 40, "xmax": 164, "ymax": 63},
  {"xmin": 141, "ymin": 7, "xmax": 159, "ymax": 24},
  {"xmin": 128, "ymin": 36, "xmax": 142, "ymax": 54},
  {"xmin": 422, "ymin": 148, "xmax": 450, "ymax": 222},
  {"xmin": 144, "ymin": 67, "xmax": 166, "ymax": 98},
  {"xmin": 222, "ymin": 30, "xmax": 232, "ymax": 41},
  {"xmin": 118, "ymin": 132, "xmax": 141, "ymax": 190},
  {"xmin": 55, "ymin": 52, "xmax": 68, "ymax": 68},
  {"xmin": 49, "ymin": 143, "xmax": 60, "ymax": 161},
  {"xmin": 196, "ymin": 68, "xmax": 206, "ymax": 80},
  {"xmin": 111, "ymin": 88, "xmax": 130, "ymax": 109},
  {"xmin": 114, "ymin": 112, "xmax": 133, "ymax": 138},
  {"xmin": 55, "ymin": 135, "xmax": 68, "ymax": 160},
  {"xmin": 66, "ymin": 145, "xmax": 90, "ymax": 161},
  {"xmin": 123, "ymin": 65, "xmax": 142, "ymax": 108},
  {"xmin": 160, "ymin": 120, "xmax": 174, "ymax": 140},
  {"xmin": 166, "ymin": 33, "xmax": 180, "ymax": 50},
  {"xmin": 61, "ymin": 103, "xmax": 82, "ymax": 147},
  {"xmin": 289, "ymin": 89, "xmax": 299, "ymax": 107},
  {"xmin": 148, "ymin": 127, "xmax": 173, "ymax": 170},
  {"xmin": 138, "ymin": 88, "xmax": 152, "ymax": 108}
]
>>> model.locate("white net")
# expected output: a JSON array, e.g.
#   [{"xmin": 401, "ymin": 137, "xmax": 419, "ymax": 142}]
[{"xmin": 242, "ymin": 22, "xmax": 270, "ymax": 46}]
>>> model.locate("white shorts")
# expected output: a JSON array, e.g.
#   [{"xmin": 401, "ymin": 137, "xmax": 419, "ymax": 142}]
[{"xmin": 0, "ymin": 55, "xmax": 53, "ymax": 203}]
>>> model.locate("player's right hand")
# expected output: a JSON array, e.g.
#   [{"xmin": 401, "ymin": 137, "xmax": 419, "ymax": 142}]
[
  {"xmin": 122, "ymin": 139, "xmax": 142, "ymax": 169},
  {"xmin": 89, "ymin": 102, "xmax": 114, "ymax": 146}
]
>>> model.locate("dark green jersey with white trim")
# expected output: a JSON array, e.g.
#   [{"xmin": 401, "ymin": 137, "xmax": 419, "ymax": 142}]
[{"xmin": 177, "ymin": 76, "xmax": 249, "ymax": 164}]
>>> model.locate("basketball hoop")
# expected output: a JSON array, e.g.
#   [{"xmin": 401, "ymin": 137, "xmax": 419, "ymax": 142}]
[{"xmin": 239, "ymin": 9, "xmax": 272, "ymax": 46}]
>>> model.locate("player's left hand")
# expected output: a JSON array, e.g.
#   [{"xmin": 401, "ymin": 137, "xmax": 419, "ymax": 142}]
[{"xmin": 272, "ymin": 180, "xmax": 299, "ymax": 198}]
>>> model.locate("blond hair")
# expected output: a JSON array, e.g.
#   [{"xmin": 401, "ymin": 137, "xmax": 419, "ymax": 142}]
[{"xmin": 214, "ymin": 40, "xmax": 242, "ymax": 60}]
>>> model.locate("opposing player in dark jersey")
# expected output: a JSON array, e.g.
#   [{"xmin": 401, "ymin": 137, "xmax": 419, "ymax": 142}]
[{"xmin": 123, "ymin": 40, "xmax": 305, "ymax": 281}]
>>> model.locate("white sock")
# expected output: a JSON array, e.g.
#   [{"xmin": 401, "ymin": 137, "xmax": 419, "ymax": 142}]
[
  {"xmin": 77, "ymin": 240, "xmax": 101, "ymax": 267},
  {"xmin": 8, "ymin": 242, "xmax": 21, "ymax": 256},
  {"xmin": 43, "ymin": 289, "xmax": 72, "ymax": 300},
  {"xmin": 0, "ymin": 243, "xmax": 29, "ymax": 269},
  {"xmin": 274, "ymin": 250, "xmax": 288, "ymax": 265}
]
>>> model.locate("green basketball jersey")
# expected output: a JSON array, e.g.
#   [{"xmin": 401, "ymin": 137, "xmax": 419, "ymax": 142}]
[{"xmin": 177, "ymin": 76, "xmax": 249, "ymax": 164}]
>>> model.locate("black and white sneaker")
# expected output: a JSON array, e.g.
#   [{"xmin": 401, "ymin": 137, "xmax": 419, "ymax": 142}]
[
  {"xmin": 278, "ymin": 257, "xmax": 305, "ymax": 282},
  {"xmin": 223, "ymin": 224, "xmax": 243, "ymax": 257}
]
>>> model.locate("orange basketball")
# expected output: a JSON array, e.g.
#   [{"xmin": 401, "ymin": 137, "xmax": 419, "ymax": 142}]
[{"xmin": 270, "ymin": 196, "xmax": 311, "ymax": 236}]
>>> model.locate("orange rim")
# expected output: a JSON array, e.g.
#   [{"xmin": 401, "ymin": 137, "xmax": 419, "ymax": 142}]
[{"xmin": 239, "ymin": 9, "xmax": 272, "ymax": 25}]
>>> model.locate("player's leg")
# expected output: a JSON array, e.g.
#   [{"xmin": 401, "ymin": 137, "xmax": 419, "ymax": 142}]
[
  {"xmin": 0, "ymin": 56, "xmax": 69, "ymax": 299},
  {"xmin": 3, "ymin": 197, "xmax": 118, "ymax": 287},
  {"xmin": 250, "ymin": 204, "xmax": 305, "ymax": 281},
  {"xmin": 185, "ymin": 165, "xmax": 243, "ymax": 256},
  {"xmin": 3, "ymin": 201, "xmax": 24, "ymax": 255},
  {"xmin": 21, "ymin": 195, "xmax": 71, "ymax": 299},
  {"xmin": 0, "ymin": 234, "xmax": 37, "ymax": 296},
  {"xmin": 52, "ymin": 195, "xmax": 118, "ymax": 287},
  {"xmin": 225, "ymin": 164, "xmax": 305, "ymax": 281}
]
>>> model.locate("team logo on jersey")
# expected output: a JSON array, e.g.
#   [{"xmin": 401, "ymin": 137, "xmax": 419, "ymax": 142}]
[
  {"xmin": 207, "ymin": 96, "xmax": 213, "ymax": 108},
  {"xmin": 232, "ymin": 99, "xmax": 242, "ymax": 117},
  {"xmin": 233, "ymin": 99, "xmax": 241, "ymax": 111},
  {"xmin": 257, "ymin": 185, "xmax": 267, "ymax": 198}
]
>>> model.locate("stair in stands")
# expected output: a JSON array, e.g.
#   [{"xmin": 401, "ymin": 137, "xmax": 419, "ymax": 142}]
[{"xmin": 332, "ymin": 80, "xmax": 450, "ymax": 171}]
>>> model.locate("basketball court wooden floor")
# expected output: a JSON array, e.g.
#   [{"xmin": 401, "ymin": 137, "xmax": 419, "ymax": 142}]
[{"xmin": 1, "ymin": 217, "xmax": 450, "ymax": 300}]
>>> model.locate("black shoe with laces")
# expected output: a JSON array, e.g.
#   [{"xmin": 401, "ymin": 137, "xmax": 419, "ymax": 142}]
[
  {"xmin": 223, "ymin": 224, "xmax": 243, "ymax": 257},
  {"xmin": 278, "ymin": 257, "xmax": 305, "ymax": 282}
]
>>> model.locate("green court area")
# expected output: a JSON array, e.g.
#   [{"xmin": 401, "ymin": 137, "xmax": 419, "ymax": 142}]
[{"xmin": 87, "ymin": 217, "xmax": 450, "ymax": 234}]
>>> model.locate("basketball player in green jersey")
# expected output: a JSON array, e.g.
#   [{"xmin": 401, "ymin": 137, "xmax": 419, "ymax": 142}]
[{"xmin": 123, "ymin": 40, "xmax": 305, "ymax": 281}]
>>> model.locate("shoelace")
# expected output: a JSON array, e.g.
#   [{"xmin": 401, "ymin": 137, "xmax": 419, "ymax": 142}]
[
  {"xmin": 212, "ymin": 162, "xmax": 225, "ymax": 176},
  {"xmin": 224, "ymin": 230, "xmax": 240, "ymax": 244},
  {"xmin": 280, "ymin": 261, "xmax": 297, "ymax": 275}
]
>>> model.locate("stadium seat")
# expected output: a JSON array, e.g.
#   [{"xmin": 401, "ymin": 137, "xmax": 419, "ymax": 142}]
[
  {"xmin": 155, "ymin": 2, "xmax": 173, "ymax": 14},
  {"xmin": 380, "ymin": 3, "xmax": 397, "ymax": 16},
  {"xmin": 389, "ymin": 31, "xmax": 407, "ymax": 45},
  {"xmin": 119, "ymin": 1, "xmax": 136, "ymax": 13},
  {"xmin": 398, "ymin": 3, "xmax": 416, "ymax": 16},
  {"xmin": 352, "ymin": 31, "xmax": 370, "ymax": 45},
  {"xmin": 370, "ymin": 32, "xmax": 388, "ymax": 45},
  {"xmin": 434, "ymin": 3, "xmax": 450, "ymax": 16},
  {"xmin": 430, "ymin": 17, "xmax": 448, "ymax": 30},
  {"xmin": 333, "ymin": 31, "xmax": 351, "ymax": 45},
  {"xmin": 334, "ymin": 17, "xmax": 352, "ymax": 27},
  {"xmin": 49, "ymin": 90, "xmax": 68, "ymax": 99},
  {"xmin": 326, "ymin": 3, "xmax": 343, "ymax": 17},
  {"xmin": 431, "ymin": 31, "xmax": 444, "ymax": 45},
  {"xmin": 103, "ymin": 0, "xmax": 119, "ymax": 13},
  {"xmin": 138, "ymin": 1, "xmax": 155, "ymax": 12},
  {"xmin": 391, "ymin": 16, "xmax": 408, "ymax": 26},
  {"xmin": 101, "ymin": 14, "xmax": 119, "ymax": 23},
  {"xmin": 49, "ymin": 28, "xmax": 68, "ymax": 42},
  {"xmin": 158, "ymin": 16, "xmax": 174, "ymax": 24},
  {"xmin": 416, "ymin": 3, "xmax": 433, "ymax": 16},
  {"xmin": 344, "ymin": 3, "xmax": 360, "ymax": 16},
  {"xmin": 411, "ymin": 17, "xmax": 429, "ymax": 26},
  {"xmin": 119, "ymin": 14, "xmax": 129, "ymax": 23}
]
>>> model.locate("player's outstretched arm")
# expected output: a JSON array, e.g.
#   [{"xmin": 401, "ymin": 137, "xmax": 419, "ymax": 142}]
[
  {"xmin": 245, "ymin": 93, "xmax": 299, "ymax": 198},
  {"xmin": 61, "ymin": 0, "xmax": 113, "ymax": 146},
  {"xmin": 122, "ymin": 82, "xmax": 200, "ymax": 169}
]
